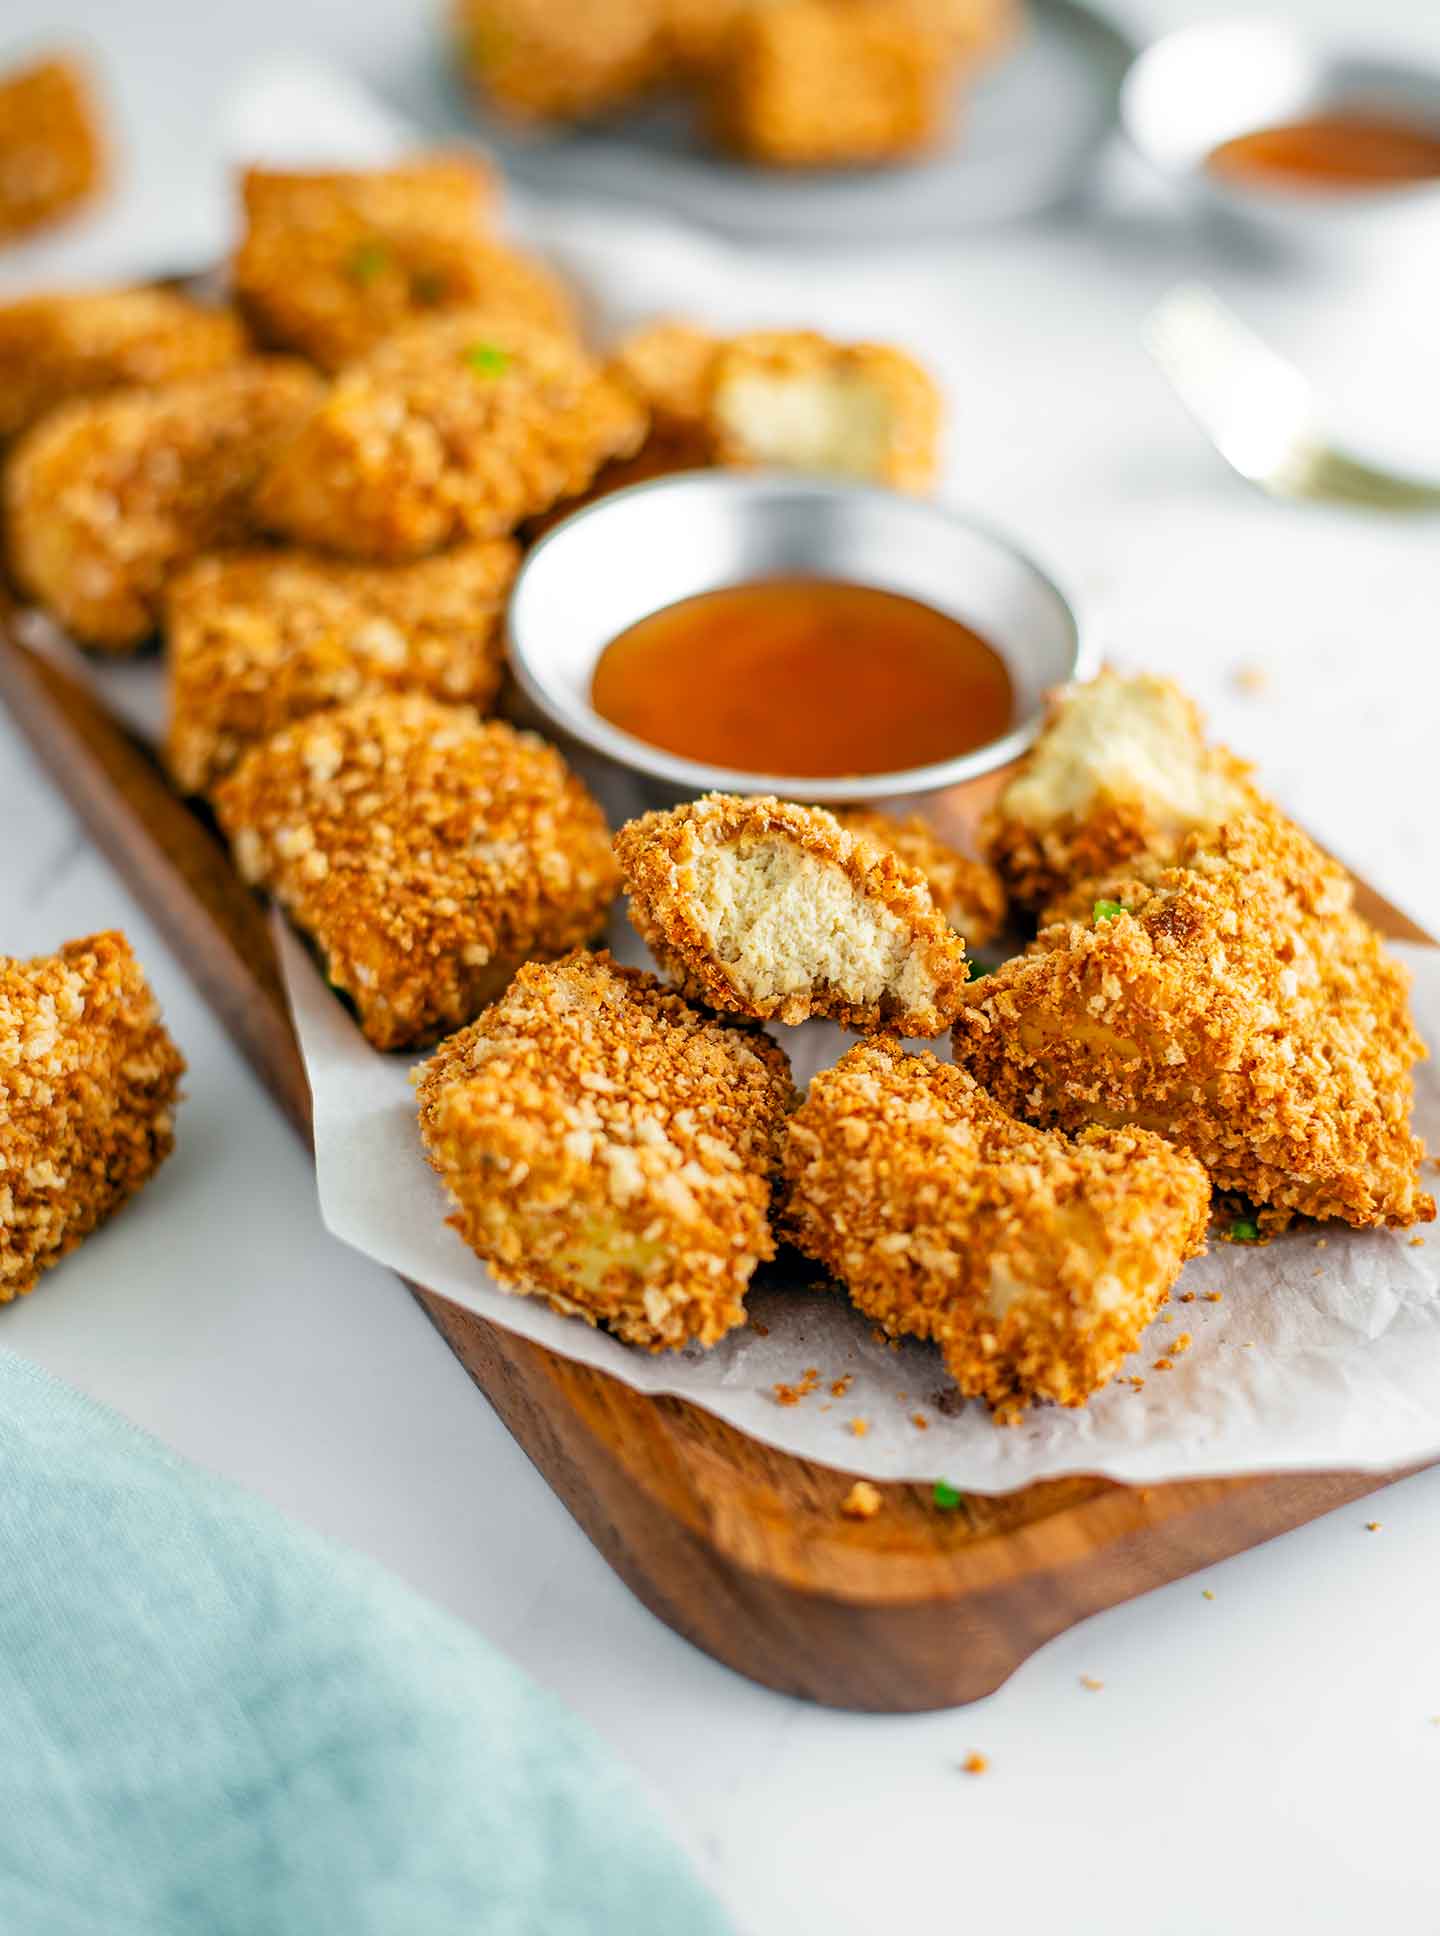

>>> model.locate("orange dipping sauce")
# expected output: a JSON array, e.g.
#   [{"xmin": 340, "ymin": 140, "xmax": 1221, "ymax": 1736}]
[
  {"xmin": 1207, "ymin": 112, "xmax": 1440, "ymax": 191},
  {"xmin": 590, "ymin": 578, "xmax": 1014, "ymax": 779}
]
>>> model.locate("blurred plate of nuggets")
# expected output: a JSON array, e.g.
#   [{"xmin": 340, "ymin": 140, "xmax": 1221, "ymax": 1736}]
[
  {"xmin": 0, "ymin": 52, "xmax": 106, "ymax": 244},
  {"xmin": 213, "ymin": 694, "xmax": 618, "ymax": 1051},
  {"xmin": 415, "ymin": 951, "xmax": 795, "ymax": 1350},
  {"xmin": 435, "ymin": 0, "xmax": 1131, "ymax": 242},
  {"xmin": 4, "ymin": 359, "xmax": 324, "ymax": 651},
  {"xmin": 784, "ymin": 1039, "xmax": 1211, "ymax": 1415},
  {"xmin": 614, "ymin": 794, "xmax": 971, "ymax": 1035},
  {"xmin": 164, "ymin": 539, "xmax": 519, "ymax": 795},
  {"xmin": 0, "ymin": 933, "xmax": 184, "ymax": 1301}
]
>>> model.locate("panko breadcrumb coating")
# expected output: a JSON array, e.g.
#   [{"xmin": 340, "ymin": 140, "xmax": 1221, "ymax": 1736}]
[
  {"xmin": 452, "ymin": 0, "xmax": 670, "ymax": 124},
  {"xmin": 5, "ymin": 359, "xmax": 324, "ymax": 650},
  {"xmin": 232, "ymin": 158, "xmax": 579, "ymax": 372},
  {"xmin": 615, "ymin": 793, "xmax": 969, "ymax": 1034},
  {"xmin": 956, "ymin": 814, "xmax": 1435, "ymax": 1230},
  {"xmin": 0, "ymin": 288, "xmax": 247, "ymax": 443},
  {"xmin": 0, "ymin": 55, "xmax": 105, "ymax": 243},
  {"xmin": 834, "ymin": 809, "xmax": 1006, "ymax": 950},
  {"xmin": 255, "ymin": 311, "xmax": 647, "ymax": 560},
  {"xmin": 984, "ymin": 670, "xmax": 1262, "ymax": 913},
  {"xmin": 1, "ymin": 932, "xmax": 184, "ymax": 1301},
  {"xmin": 784, "ymin": 1038, "xmax": 1210, "ymax": 1415},
  {"xmin": 609, "ymin": 319, "xmax": 941, "ymax": 492},
  {"xmin": 416, "ymin": 950, "xmax": 795, "ymax": 1349},
  {"xmin": 214, "ymin": 694, "xmax": 618, "ymax": 1050},
  {"xmin": 164, "ymin": 539, "xmax": 518, "ymax": 794}
]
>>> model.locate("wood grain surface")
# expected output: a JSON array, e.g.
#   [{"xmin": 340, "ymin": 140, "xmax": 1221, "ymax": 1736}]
[{"xmin": 0, "ymin": 619, "xmax": 1429, "ymax": 1713}]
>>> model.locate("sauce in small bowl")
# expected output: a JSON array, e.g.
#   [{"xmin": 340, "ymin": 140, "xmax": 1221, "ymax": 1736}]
[{"xmin": 1207, "ymin": 112, "xmax": 1440, "ymax": 193}]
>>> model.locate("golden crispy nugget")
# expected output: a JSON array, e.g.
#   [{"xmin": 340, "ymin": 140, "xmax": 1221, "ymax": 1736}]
[
  {"xmin": 416, "ymin": 950, "xmax": 795, "ymax": 1349},
  {"xmin": 164, "ymin": 539, "xmax": 519, "ymax": 794},
  {"xmin": 0, "ymin": 55, "xmax": 105, "ymax": 243},
  {"xmin": 956, "ymin": 815, "xmax": 1435, "ymax": 1231},
  {"xmin": 833, "ymin": 809, "xmax": 1006, "ymax": 950},
  {"xmin": 0, "ymin": 932, "xmax": 184, "ymax": 1301},
  {"xmin": 255, "ymin": 311, "xmax": 647, "ymax": 560},
  {"xmin": 5, "ymin": 359, "xmax": 323, "ymax": 650},
  {"xmin": 783, "ymin": 1037, "xmax": 1210, "ymax": 1416},
  {"xmin": 708, "ymin": 0, "xmax": 956, "ymax": 166},
  {"xmin": 232, "ymin": 157, "xmax": 579, "ymax": 371},
  {"xmin": 0, "ymin": 288, "xmax": 247, "ymax": 443},
  {"xmin": 984, "ymin": 670, "xmax": 1262, "ymax": 913},
  {"xmin": 453, "ymin": 0, "xmax": 670, "ymax": 123},
  {"xmin": 215, "ymin": 694, "xmax": 618, "ymax": 1051},
  {"xmin": 615, "ymin": 793, "xmax": 969, "ymax": 1034}
]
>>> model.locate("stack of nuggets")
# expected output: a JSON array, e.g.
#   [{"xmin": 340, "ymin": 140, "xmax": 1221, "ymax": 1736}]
[
  {"xmin": 416, "ymin": 951, "xmax": 796, "ymax": 1350},
  {"xmin": 214, "ymin": 694, "xmax": 618, "ymax": 1051},
  {"xmin": 0, "ymin": 54, "xmax": 105, "ymax": 243},
  {"xmin": 0, "ymin": 933, "xmax": 184, "ymax": 1301},
  {"xmin": 165, "ymin": 539, "xmax": 519, "ymax": 794}
]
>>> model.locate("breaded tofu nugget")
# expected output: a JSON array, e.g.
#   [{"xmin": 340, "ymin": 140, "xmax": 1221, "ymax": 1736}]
[
  {"xmin": 834, "ymin": 809, "xmax": 1006, "ymax": 950},
  {"xmin": 214, "ymin": 694, "xmax": 618, "ymax": 1050},
  {"xmin": 5, "ymin": 359, "xmax": 323, "ymax": 651},
  {"xmin": 1, "ymin": 932, "xmax": 184, "ymax": 1301},
  {"xmin": 416, "ymin": 950, "xmax": 795, "ymax": 1349},
  {"xmin": 0, "ymin": 55, "xmax": 105, "ymax": 243},
  {"xmin": 609, "ymin": 319, "xmax": 941, "ymax": 491},
  {"xmin": 709, "ymin": 0, "xmax": 955, "ymax": 167},
  {"xmin": 453, "ymin": 0, "xmax": 669, "ymax": 123},
  {"xmin": 0, "ymin": 288, "xmax": 247, "ymax": 443},
  {"xmin": 784, "ymin": 1039, "xmax": 1209, "ymax": 1415},
  {"xmin": 615, "ymin": 793, "xmax": 969, "ymax": 1033},
  {"xmin": 233, "ymin": 158, "xmax": 577, "ymax": 371},
  {"xmin": 984, "ymin": 670, "xmax": 1262, "ymax": 913},
  {"xmin": 164, "ymin": 539, "xmax": 518, "ymax": 794},
  {"xmin": 255, "ymin": 312, "xmax": 647, "ymax": 560},
  {"xmin": 956, "ymin": 815, "xmax": 1435, "ymax": 1230}
]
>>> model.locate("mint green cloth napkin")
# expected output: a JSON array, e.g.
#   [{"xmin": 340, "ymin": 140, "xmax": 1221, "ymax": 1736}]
[{"xmin": 0, "ymin": 1351, "xmax": 732, "ymax": 1936}]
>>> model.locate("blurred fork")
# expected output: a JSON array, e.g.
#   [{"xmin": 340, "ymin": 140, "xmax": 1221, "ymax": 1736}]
[{"xmin": 1143, "ymin": 284, "xmax": 1440, "ymax": 513}]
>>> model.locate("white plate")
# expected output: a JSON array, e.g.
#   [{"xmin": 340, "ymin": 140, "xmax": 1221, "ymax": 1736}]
[{"xmin": 400, "ymin": 0, "xmax": 1134, "ymax": 243}]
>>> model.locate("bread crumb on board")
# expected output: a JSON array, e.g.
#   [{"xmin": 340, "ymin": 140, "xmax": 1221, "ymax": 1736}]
[
  {"xmin": 840, "ymin": 1480, "xmax": 883, "ymax": 1520},
  {"xmin": 960, "ymin": 1752, "xmax": 989, "ymax": 1776}
]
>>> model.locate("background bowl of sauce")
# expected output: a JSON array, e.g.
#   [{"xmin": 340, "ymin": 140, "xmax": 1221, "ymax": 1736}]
[
  {"xmin": 507, "ymin": 471, "xmax": 1086, "ymax": 808},
  {"xmin": 1121, "ymin": 19, "xmax": 1440, "ymax": 245}
]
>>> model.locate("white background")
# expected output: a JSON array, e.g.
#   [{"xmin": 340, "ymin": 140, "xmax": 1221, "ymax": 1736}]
[{"xmin": 3, "ymin": 1, "xmax": 1440, "ymax": 1930}]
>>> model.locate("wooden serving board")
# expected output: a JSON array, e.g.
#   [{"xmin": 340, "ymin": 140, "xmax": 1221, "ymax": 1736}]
[{"xmin": 2, "ymin": 620, "xmax": 1432, "ymax": 1714}]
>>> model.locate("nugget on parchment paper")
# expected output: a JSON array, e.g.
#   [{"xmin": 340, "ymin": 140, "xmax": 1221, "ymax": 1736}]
[
  {"xmin": 0, "ymin": 933, "xmax": 184, "ymax": 1302},
  {"xmin": 255, "ymin": 311, "xmax": 646, "ymax": 560},
  {"xmin": 5, "ymin": 359, "xmax": 323, "ymax": 650},
  {"xmin": 0, "ymin": 287, "xmax": 247, "ymax": 443},
  {"xmin": 416, "ymin": 950, "xmax": 795, "ymax": 1350},
  {"xmin": 615, "ymin": 793, "xmax": 969, "ymax": 1034},
  {"xmin": 164, "ymin": 538, "xmax": 518, "ymax": 793},
  {"xmin": 982, "ymin": 670, "xmax": 1263, "ymax": 914},
  {"xmin": 783, "ymin": 1037, "xmax": 1210, "ymax": 1416},
  {"xmin": 956, "ymin": 814, "xmax": 1435, "ymax": 1231},
  {"xmin": 214, "ymin": 694, "xmax": 618, "ymax": 1051},
  {"xmin": 0, "ymin": 54, "xmax": 105, "ymax": 243},
  {"xmin": 833, "ymin": 809, "xmax": 1006, "ymax": 951}
]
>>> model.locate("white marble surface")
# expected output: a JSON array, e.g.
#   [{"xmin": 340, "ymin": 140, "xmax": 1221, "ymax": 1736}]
[{"xmin": 3, "ymin": 1, "xmax": 1440, "ymax": 1930}]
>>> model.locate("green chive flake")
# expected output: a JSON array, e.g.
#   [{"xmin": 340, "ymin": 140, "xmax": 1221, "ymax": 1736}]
[
  {"xmin": 463, "ymin": 341, "xmax": 510, "ymax": 376},
  {"xmin": 1229, "ymin": 1217, "xmax": 1261, "ymax": 1244},
  {"xmin": 933, "ymin": 1480, "xmax": 963, "ymax": 1511},
  {"xmin": 1093, "ymin": 898, "xmax": 1125, "ymax": 923},
  {"xmin": 347, "ymin": 241, "xmax": 391, "ymax": 285}
]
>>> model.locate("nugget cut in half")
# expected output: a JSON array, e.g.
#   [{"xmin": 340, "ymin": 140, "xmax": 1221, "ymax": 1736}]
[
  {"xmin": 6, "ymin": 359, "xmax": 323, "ymax": 650},
  {"xmin": 215, "ymin": 694, "xmax": 618, "ymax": 1050},
  {"xmin": 983, "ymin": 670, "xmax": 1261, "ymax": 913},
  {"xmin": 0, "ymin": 288, "xmax": 247, "ymax": 443},
  {"xmin": 417, "ymin": 950, "xmax": 795, "ymax": 1350},
  {"xmin": 165, "ymin": 538, "xmax": 518, "ymax": 794},
  {"xmin": 615, "ymin": 794, "xmax": 969, "ymax": 1033},
  {"xmin": 1, "ymin": 932, "xmax": 184, "ymax": 1301},
  {"xmin": 255, "ymin": 312, "xmax": 646, "ymax": 560},
  {"xmin": 232, "ymin": 157, "xmax": 577, "ymax": 371},
  {"xmin": 833, "ymin": 809, "xmax": 1007, "ymax": 950},
  {"xmin": 957, "ymin": 815, "xmax": 1435, "ymax": 1230},
  {"xmin": 784, "ymin": 1038, "xmax": 1210, "ymax": 1416},
  {"xmin": 0, "ymin": 55, "xmax": 105, "ymax": 243}
]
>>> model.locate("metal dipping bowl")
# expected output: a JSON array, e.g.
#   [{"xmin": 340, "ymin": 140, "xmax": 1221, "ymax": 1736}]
[
  {"xmin": 1121, "ymin": 19, "xmax": 1440, "ymax": 252},
  {"xmin": 506, "ymin": 471, "xmax": 1089, "ymax": 811}
]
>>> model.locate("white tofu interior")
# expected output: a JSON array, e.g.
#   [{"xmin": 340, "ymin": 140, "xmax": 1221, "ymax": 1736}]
[{"xmin": 713, "ymin": 368, "xmax": 893, "ymax": 479}]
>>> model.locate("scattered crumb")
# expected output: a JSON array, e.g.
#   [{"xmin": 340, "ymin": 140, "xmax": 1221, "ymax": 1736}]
[
  {"xmin": 1366, "ymin": 1521, "xmax": 1383, "ymax": 1533},
  {"xmin": 830, "ymin": 1373, "xmax": 853, "ymax": 1398},
  {"xmin": 840, "ymin": 1480, "xmax": 883, "ymax": 1520},
  {"xmin": 1202, "ymin": 1589, "xmax": 1215, "ymax": 1601},
  {"xmin": 1079, "ymin": 1675, "xmax": 1104, "ymax": 1692},
  {"xmin": 773, "ymin": 1367, "xmax": 821, "ymax": 1407},
  {"xmin": 960, "ymin": 1752, "xmax": 989, "ymax": 1776},
  {"xmin": 1172, "ymin": 1332, "xmax": 1193, "ymax": 1355},
  {"xmin": 1232, "ymin": 662, "xmax": 1269, "ymax": 695},
  {"xmin": 1129, "ymin": 1376, "xmax": 1145, "ymax": 1391},
  {"xmin": 1178, "ymin": 1291, "xmax": 1195, "ymax": 1303},
  {"xmin": 1411, "ymin": 1237, "xmax": 1426, "ymax": 1248},
  {"xmin": 1203, "ymin": 1291, "xmax": 1223, "ymax": 1303},
  {"xmin": 911, "ymin": 1412, "xmax": 930, "ymax": 1430},
  {"xmin": 752, "ymin": 1320, "xmax": 770, "ymax": 1337},
  {"xmin": 848, "ymin": 1416, "xmax": 870, "ymax": 1438},
  {"xmin": 1315, "ymin": 1238, "xmax": 1329, "ymax": 1250},
  {"xmin": 1153, "ymin": 1357, "xmax": 1174, "ymax": 1372}
]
